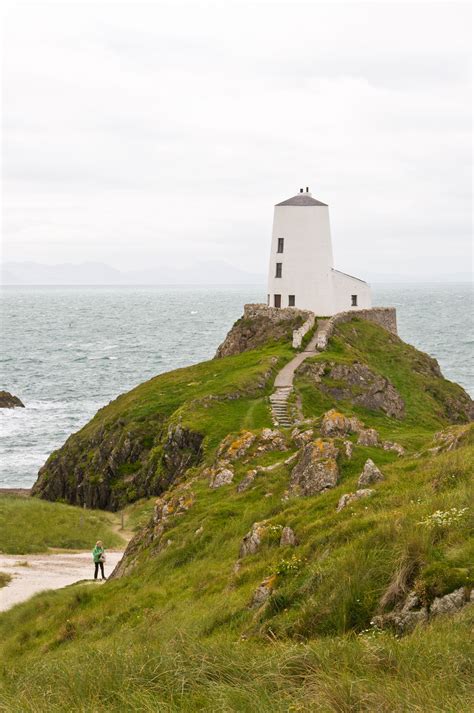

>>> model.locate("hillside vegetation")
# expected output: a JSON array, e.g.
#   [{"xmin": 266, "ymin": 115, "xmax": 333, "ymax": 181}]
[
  {"xmin": 0, "ymin": 495, "xmax": 126, "ymax": 554},
  {"xmin": 1, "ymin": 315, "xmax": 473, "ymax": 711}
]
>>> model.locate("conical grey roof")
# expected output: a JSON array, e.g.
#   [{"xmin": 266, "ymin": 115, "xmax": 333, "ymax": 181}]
[{"xmin": 276, "ymin": 193, "xmax": 327, "ymax": 206}]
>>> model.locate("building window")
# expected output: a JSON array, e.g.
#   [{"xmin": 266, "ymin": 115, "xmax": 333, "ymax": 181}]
[
  {"xmin": 275, "ymin": 262, "xmax": 282, "ymax": 278},
  {"xmin": 351, "ymin": 295, "xmax": 358, "ymax": 306},
  {"xmin": 267, "ymin": 294, "xmax": 270, "ymax": 306},
  {"xmin": 274, "ymin": 294, "xmax": 281, "ymax": 308},
  {"xmin": 288, "ymin": 295, "xmax": 295, "ymax": 306},
  {"xmin": 277, "ymin": 238, "xmax": 284, "ymax": 253}
]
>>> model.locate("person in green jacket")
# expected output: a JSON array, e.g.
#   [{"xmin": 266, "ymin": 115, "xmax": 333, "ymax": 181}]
[{"xmin": 92, "ymin": 540, "xmax": 106, "ymax": 580}]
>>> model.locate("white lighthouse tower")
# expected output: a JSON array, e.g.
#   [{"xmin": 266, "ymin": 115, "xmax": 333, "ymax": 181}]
[{"xmin": 267, "ymin": 188, "xmax": 371, "ymax": 316}]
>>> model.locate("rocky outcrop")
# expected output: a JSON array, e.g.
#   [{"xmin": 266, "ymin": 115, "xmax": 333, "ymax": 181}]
[
  {"xmin": 215, "ymin": 304, "xmax": 310, "ymax": 358},
  {"xmin": 251, "ymin": 575, "xmax": 276, "ymax": 607},
  {"xmin": 209, "ymin": 467, "xmax": 234, "ymax": 488},
  {"xmin": 290, "ymin": 439, "xmax": 339, "ymax": 496},
  {"xmin": 337, "ymin": 488, "xmax": 374, "ymax": 511},
  {"xmin": 372, "ymin": 587, "xmax": 473, "ymax": 634},
  {"xmin": 280, "ymin": 526, "xmax": 297, "ymax": 546},
  {"xmin": 357, "ymin": 428, "xmax": 379, "ymax": 447},
  {"xmin": 32, "ymin": 420, "xmax": 203, "ymax": 511},
  {"xmin": 320, "ymin": 409, "xmax": 362, "ymax": 437},
  {"xmin": 301, "ymin": 361, "xmax": 405, "ymax": 419},
  {"xmin": 110, "ymin": 483, "xmax": 195, "ymax": 579},
  {"xmin": 358, "ymin": 459, "xmax": 384, "ymax": 487},
  {"xmin": 383, "ymin": 441, "xmax": 405, "ymax": 455},
  {"xmin": 0, "ymin": 391, "xmax": 24, "ymax": 408},
  {"xmin": 239, "ymin": 522, "xmax": 267, "ymax": 557}
]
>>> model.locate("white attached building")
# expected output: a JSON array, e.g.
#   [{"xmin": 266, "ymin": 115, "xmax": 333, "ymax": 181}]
[{"xmin": 267, "ymin": 188, "xmax": 371, "ymax": 315}]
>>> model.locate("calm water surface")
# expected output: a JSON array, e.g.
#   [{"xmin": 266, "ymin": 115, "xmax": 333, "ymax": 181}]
[{"xmin": 1, "ymin": 284, "xmax": 472, "ymax": 487}]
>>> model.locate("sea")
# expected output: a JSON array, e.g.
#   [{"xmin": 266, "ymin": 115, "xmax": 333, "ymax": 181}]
[{"xmin": 1, "ymin": 284, "xmax": 473, "ymax": 488}]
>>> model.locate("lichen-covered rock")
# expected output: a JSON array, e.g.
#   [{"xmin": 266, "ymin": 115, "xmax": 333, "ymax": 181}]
[
  {"xmin": 429, "ymin": 425, "xmax": 473, "ymax": 454},
  {"xmin": 110, "ymin": 483, "xmax": 195, "ymax": 579},
  {"xmin": 342, "ymin": 440, "xmax": 354, "ymax": 459},
  {"xmin": 280, "ymin": 526, "xmax": 297, "ymax": 547},
  {"xmin": 301, "ymin": 361, "xmax": 405, "ymax": 419},
  {"xmin": 256, "ymin": 428, "xmax": 287, "ymax": 453},
  {"xmin": 0, "ymin": 391, "xmax": 25, "ymax": 408},
  {"xmin": 291, "ymin": 428, "xmax": 314, "ymax": 447},
  {"xmin": 210, "ymin": 467, "xmax": 234, "ymax": 488},
  {"xmin": 251, "ymin": 574, "xmax": 277, "ymax": 607},
  {"xmin": 217, "ymin": 431, "xmax": 256, "ymax": 462},
  {"xmin": 357, "ymin": 428, "xmax": 379, "ymax": 447},
  {"xmin": 382, "ymin": 441, "xmax": 405, "ymax": 455},
  {"xmin": 372, "ymin": 591, "xmax": 428, "ymax": 633},
  {"xmin": 236, "ymin": 469, "xmax": 258, "ymax": 492},
  {"xmin": 358, "ymin": 459, "xmax": 384, "ymax": 486},
  {"xmin": 372, "ymin": 587, "xmax": 473, "ymax": 633},
  {"xmin": 239, "ymin": 521, "xmax": 267, "ymax": 557},
  {"xmin": 290, "ymin": 440, "xmax": 339, "ymax": 496},
  {"xmin": 337, "ymin": 488, "xmax": 375, "ymax": 511},
  {"xmin": 320, "ymin": 409, "xmax": 362, "ymax": 437},
  {"xmin": 430, "ymin": 587, "xmax": 469, "ymax": 616}
]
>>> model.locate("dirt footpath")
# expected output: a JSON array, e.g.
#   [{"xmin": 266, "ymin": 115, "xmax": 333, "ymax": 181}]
[{"xmin": 0, "ymin": 551, "xmax": 124, "ymax": 612}]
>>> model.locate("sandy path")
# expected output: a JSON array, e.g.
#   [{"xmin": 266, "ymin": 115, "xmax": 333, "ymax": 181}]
[{"xmin": 0, "ymin": 551, "xmax": 124, "ymax": 612}]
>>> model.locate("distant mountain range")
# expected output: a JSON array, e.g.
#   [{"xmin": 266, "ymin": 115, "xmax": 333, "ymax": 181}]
[
  {"xmin": 1, "ymin": 261, "xmax": 266, "ymax": 286},
  {"xmin": 1, "ymin": 261, "xmax": 470, "ymax": 286}
]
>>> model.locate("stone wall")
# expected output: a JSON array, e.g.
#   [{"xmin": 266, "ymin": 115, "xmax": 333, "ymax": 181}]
[
  {"xmin": 316, "ymin": 307, "xmax": 397, "ymax": 349},
  {"xmin": 292, "ymin": 314, "xmax": 316, "ymax": 349},
  {"xmin": 243, "ymin": 303, "xmax": 312, "ymax": 324}
]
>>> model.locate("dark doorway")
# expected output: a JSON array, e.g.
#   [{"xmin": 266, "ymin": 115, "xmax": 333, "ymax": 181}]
[{"xmin": 274, "ymin": 294, "xmax": 281, "ymax": 308}]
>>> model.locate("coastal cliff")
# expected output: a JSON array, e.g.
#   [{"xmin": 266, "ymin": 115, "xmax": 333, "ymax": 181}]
[{"xmin": 33, "ymin": 309, "xmax": 473, "ymax": 512}]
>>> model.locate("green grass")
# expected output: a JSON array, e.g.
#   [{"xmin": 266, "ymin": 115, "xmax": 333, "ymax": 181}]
[
  {"xmin": 0, "ymin": 495, "xmax": 126, "ymax": 554},
  {"xmin": 1, "ymin": 319, "xmax": 472, "ymax": 710},
  {"xmin": 0, "ymin": 430, "xmax": 472, "ymax": 710}
]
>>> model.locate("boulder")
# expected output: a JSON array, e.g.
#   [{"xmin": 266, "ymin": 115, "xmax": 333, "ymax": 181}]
[
  {"xmin": 303, "ymin": 361, "xmax": 405, "ymax": 419},
  {"xmin": 217, "ymin": 431, "xmax": 256, "ymax": 462},
  {"xmin": 239, "ymin": 521, "xmax": 267, "ymax": 557},
  {"xmin": 382, "ymin": 441, "xmax": 405, "ymax": 456},
  {"xmin": 290, "ymin": 440, "xmax": 339, "ymax": 496},
  {"xmin": 372, "ymin": 591, "xmax": 428, "ymax": 633},
  {"xmin": 251, "ymin": 575, "xmax": 277, "ymax": 607},
  {"xmin": 256, "ymin": 428, "xmax": 286, "ymax": 453},
  {"xmin": 236, "ymin": 469, "xmax": 258, "ymax": 493},
  {"xmin": 358, "ymin": 459, "xmax": 384, "ymax": 487},
  {"xmin": 291, "ymin": 428, "xmax": 314, "ymax": 447},
  {"xmin": 357, "ymin": 428, "xmax": 379, "ymax": 447},
  {"xmin": 342, "ymin": 440, "xmax": 354, "ymax": 459},
  {"xmin": 320, "ymin": 409, "xmax": 362, "ymax": 437},
  {"xmin": 430, "ymin": 587, "xmax": 468, "ymax": 616},
  {"xmin": 0, "ymin": 391, "xmax": 25, "ymax": 408},
  {"xmin": 210, "ymin": 467, "xmax": 234, "ymax": 488},
  {"xmin": 280, "ymin": 526, "xmax": 298, "ymax": 547},
  {"xmin": 336, "ymin": 488, "xmax": 375, "ymax": 512}
]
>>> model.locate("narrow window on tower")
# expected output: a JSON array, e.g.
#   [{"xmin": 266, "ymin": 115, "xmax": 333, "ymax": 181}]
[
  {"xmin": 275, "ymin": 263, "xmax": 282, "ymax": 278},
  {"xmin": 351, "ymin": 295, "xmax": 358, "ymax": 306},
  {"xmin": 267, "ymin": 294, "xmax": 270, "ymax": 306},
  {"xmin": 288, "ymin": 295, "xmax": 295, "ymax": 306},
  {"xmin": 274, "ymin": 294, "xmax": 281, "ymax": 308},
  {"xmin": 277, "ymin": 238, "xmax": 284, "ymax": 253}
]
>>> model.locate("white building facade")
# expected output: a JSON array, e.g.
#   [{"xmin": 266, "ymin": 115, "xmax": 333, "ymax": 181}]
[{"xmin": 266, "ymin": 188, "xmax": 371, "ymax": 316}]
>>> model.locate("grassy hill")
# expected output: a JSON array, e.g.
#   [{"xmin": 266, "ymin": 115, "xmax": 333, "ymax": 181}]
[
  {"xmin": 0, "ymin": 494, "xmax": 126, "ymax": 554},
  {"xmin": 1, "ymin": 315, "xmax": 473, "ymax": 711}
]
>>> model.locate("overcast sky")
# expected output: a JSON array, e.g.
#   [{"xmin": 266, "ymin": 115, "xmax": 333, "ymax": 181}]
[{"xmin": 1, "ymin": 0, "xmax": 472, "ymax": 280}]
